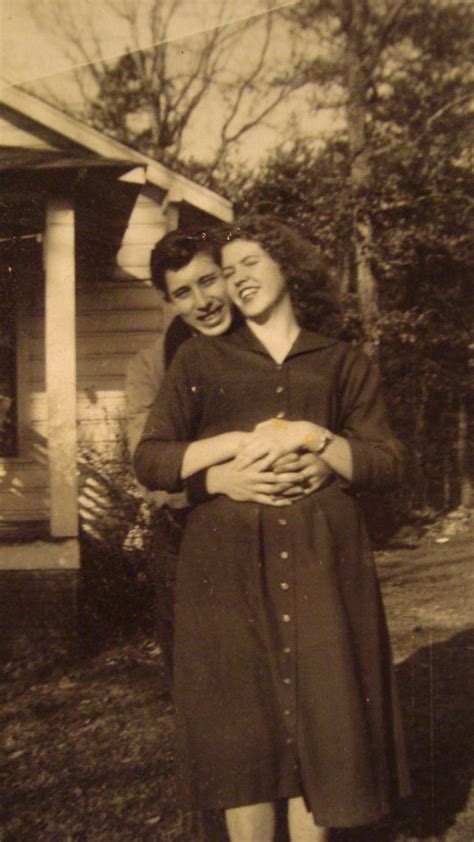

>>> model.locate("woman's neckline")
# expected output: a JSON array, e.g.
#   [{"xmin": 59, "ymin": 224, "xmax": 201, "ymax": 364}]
[{"xmin": 245, "ymin": 320, "xmax": 301, "ymax": 364}]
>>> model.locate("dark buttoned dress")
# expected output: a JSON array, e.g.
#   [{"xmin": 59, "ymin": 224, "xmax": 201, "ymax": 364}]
[{"xmin": 134, "ymin": 326, "xmax": 410, "ymax": 828}]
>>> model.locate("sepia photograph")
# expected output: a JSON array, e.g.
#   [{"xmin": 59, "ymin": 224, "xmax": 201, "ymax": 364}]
[{"xmin": 0, "ymin": 1, "xmax": 472, "ymax": 840}]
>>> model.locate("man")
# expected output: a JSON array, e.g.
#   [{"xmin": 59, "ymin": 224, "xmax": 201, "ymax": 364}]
[{"xmin": 126, "ymin": 229, "xmax": 331, "ymax": 672}]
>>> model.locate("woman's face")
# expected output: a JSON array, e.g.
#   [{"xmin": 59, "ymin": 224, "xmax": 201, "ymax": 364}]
[{"xmin": 221, "ymin": 239, "xmax": 288, "ymax": 321}]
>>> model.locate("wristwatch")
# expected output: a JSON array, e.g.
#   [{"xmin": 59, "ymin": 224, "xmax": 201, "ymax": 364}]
[{"xmin": 314, "ymin": 428, "xmax": 334, "ymax": 454}]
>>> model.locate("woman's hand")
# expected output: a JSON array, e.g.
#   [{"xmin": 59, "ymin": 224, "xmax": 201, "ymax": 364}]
[
  {"xmin": 234, "ymin": 419, "xmax": 321, "ymax": 471},
  {"xmin": 272, "ymin": 452, "xmax": 333, "ymax": 496}
]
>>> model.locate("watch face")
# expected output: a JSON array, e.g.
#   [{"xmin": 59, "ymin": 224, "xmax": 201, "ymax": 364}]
[{"xmin": 316, "ymin": 431, "xmax": 333, "ymax": 453}]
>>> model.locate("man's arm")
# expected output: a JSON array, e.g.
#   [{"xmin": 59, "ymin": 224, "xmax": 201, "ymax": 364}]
[
  {"xmin": 126, "ymin": 336, "xmax": 189, "ymax": 508},
  {"xmin": 126, "ymin": 336, "xmax": 166, "ymax": 459}
]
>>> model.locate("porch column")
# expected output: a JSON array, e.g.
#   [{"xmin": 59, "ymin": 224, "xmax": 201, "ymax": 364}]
[{"xmin": 45, "ymin": 197, "xmax": 78, "ymax": 537}]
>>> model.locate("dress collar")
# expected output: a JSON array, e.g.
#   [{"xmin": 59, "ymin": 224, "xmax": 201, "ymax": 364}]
[{"xmin": 222, "ymin": 323, "xmax": 338, "ymax": 359}]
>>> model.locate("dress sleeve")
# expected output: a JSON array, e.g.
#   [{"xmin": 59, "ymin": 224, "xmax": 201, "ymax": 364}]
[
  {"xmin": 133, "ymin": 340, "xmax": 201, "ymax": 492},
  {"xmin": 338, "ymin": 348, "xmax": 405, "ymax": 491}
]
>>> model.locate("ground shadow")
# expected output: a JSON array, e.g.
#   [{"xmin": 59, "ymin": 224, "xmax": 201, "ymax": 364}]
[
  {"xmin": 332, "ymin": 627, "xmax": 474, "ymax": 841},
  {"xmin": 394, "ymin": 627, "xmax": 474, "ymax": 839},
  {"xmin": 201, "ymin": 628, "xmax": 474, "ymax": 842}
]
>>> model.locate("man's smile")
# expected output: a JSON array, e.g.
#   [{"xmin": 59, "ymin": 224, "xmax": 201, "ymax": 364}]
[{"xmin": 197, "ymin": 304, "xmax": 226, "ymax": 325}]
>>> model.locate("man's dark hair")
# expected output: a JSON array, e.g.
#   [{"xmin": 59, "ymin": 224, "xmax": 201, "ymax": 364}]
[{"xmin": 150, "ymin": 229, "xmax": 221, "ymax": 298}]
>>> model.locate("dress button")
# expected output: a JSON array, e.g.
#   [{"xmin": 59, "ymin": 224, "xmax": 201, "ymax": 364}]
[
  {"xmin": 283, "ymin": 646, "xmax": 291, "ymax": 654},
  {"xmin": 285, "ymin": 736, "xmax": 293, "ymax": 745},
  {"xmin": 276, "ymin": 411, "xmax": 286, "ymax": 419},
  {"xmin": 278, "ymin": 518, "xmax": 287, "ymax": 526},
  {"xmin": 280, "ymin": 582, "xmax": 290, "ymax": 590},
  {"xmin": 280, "ymin": 551, "xmax": 289, "ymax": 559},
  {"xmin": 284, "ymin": 708, "xmax": 291, "ymax": 716},
  {"xmin": 275, "ymin": 385, "xmax": 284, "ymax": 394},
  {"xmin": 282, "ymin": 614, "xmax": 291, "ymax": 623},
  {"xmin": 282, "ymin": 677, "xmax": 292, "ymax": 685}
]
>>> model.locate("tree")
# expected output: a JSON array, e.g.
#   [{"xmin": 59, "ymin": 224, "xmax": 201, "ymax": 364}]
[
  {"xmin": 26, "ymin": 0, "xmax": 300, "ymax": 181},
  {"xmin": 281, "ymin": 0, "xmax": 473, "ymax": 345}
]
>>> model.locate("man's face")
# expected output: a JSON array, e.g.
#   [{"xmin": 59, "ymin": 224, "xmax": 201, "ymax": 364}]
[{"xmin": 165, "ymin": 253, "xmax": 233, "ymax": 336}]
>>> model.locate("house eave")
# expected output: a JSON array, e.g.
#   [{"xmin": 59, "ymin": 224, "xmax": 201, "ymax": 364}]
[{"xmin": 0, "ymin": 83, "xmax": 233, "ymax": 222}]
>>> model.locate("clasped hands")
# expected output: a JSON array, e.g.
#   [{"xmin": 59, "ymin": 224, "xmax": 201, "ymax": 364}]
[{"xmin": 207, "ymin": 419, "xmax": 332, "ymax": 506}]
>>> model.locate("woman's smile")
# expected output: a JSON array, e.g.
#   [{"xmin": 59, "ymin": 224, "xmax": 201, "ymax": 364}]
[{"xmin": 235, "ymin": 282, "xmax": 260, "ymax": 303}]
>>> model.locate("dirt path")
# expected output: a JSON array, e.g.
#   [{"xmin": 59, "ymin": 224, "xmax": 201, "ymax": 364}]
[{"xmin": 1, "ymin": 526, "xmax": 472, "ymax": 841}]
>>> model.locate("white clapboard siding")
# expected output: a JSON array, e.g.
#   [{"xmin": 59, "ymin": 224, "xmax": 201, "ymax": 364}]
[
  {"xmin": 121, "ymin": 223, "xmax": 168, "ymax": 245},
  {"xmin": 122, "ymin": 204, "xmax": 167, "ymax": 224},
  {"xmin": 29, "ymin": 390, "xmax": 126, "ymax": 421},
  {"xmin": 112, "ymin": 265, "xmax": 151, "ymax": 281},
  {"xmin": 76, "ymin": 286, "xmax": 159, "ymax": 312},
  {"xmin": 118, "ymin": 190, "xmax": 167, "ymax": 247},
  {"xmin": 117, "ymin": 244, "xmax": 158, "ymax": 268},
  {"xmin": 30, "ymin": 353, "xmax": 142, "ymax": 381},
  {"xmin": 29, "ymin": 391, "xmax": 127, "ymax": 449},
  {"xmin": 32, "ymin": 308, "xmax": 162, "ymax": 339},
  {"xmin": 31, "ymin": 332, "xmax": 157, "ymax": 358},
  {"xmin": 32, "ymin": 285, "xmax": 159, "ymax": 315}
]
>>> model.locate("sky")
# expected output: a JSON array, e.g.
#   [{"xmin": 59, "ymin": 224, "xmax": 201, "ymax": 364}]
[
  {"xmin": 0, "ymin": 0, "xmax": 340, "ymax": 169},
  {"xmin": 1, "ymin": 0, "xmax": 297, "ymax": 86}
]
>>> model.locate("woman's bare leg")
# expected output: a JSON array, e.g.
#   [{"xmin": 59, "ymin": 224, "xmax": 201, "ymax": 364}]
[
  {"xmin": 287, "ymin": 797, "xmax": 328, "ymax": 842},
  {"xmin": 225, "ymin": 802, "xmax": 276, "ymax": 842}
]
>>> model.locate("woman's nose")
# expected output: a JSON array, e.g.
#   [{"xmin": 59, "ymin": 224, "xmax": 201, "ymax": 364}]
[{"xmin": 232, "ymin": 268, "xmax": 249, "ymax": 288}]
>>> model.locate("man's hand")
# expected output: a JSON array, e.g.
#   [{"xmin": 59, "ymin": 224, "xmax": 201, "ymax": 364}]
[
  {"xmin": 206, "ymin": 451, "xmax": 333, "ymax": 505},
  {"xmin": 206, "ymin": 457, "xmax": 297, "ymax": 506}
]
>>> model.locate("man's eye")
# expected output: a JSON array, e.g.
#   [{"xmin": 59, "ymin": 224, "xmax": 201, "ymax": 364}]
[
  {"xmin": 201, "ymin": 275, "xmax": 218, "ymax": 287},
  {"xmin": 172, "ymin": 289, "xmax": 189, "ymax": 299}
]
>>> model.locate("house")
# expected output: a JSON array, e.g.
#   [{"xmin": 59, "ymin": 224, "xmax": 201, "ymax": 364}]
[{"xmin": 0, "ymin": 84, "xmax": 232, "ymax": 659}]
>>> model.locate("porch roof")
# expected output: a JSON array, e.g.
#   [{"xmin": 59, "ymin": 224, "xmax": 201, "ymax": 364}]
[
  {"xmin": 0, "ymin": 84, "xmax": 233, "ymax": 222},
  {"xmin": 0, "ymin": 146, "xmax": 143, "ymax": 173},
  {"xmin": 0, "ymin": 147, "xmax": 147, "ymax": 196}
]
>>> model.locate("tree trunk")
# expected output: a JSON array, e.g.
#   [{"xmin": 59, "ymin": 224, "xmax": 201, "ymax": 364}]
[
  {"xmin": 457, "ymin": 398, "xmax": 472, "ymax": 507},
  {"xmin": 337, "ymin": 249, "xmax": 351, "ymax": 297},
  {"xmin": 344, "ymin": 2, "xmax": 379, "ymax": 351}
]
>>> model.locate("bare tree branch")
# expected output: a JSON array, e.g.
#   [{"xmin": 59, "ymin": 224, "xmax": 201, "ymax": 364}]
[
  {"xmin": 366, "ymin": 0, "xmax": 411, "ymax": 74},
  {"xmin": 24, "ymin": 0, "xmax": 308, "ymax": 177}
]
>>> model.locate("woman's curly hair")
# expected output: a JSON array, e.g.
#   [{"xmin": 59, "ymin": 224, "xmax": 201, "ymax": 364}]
[{"xmin": 213, "ymin": 214, "xmax": 341, "ymax": 334}]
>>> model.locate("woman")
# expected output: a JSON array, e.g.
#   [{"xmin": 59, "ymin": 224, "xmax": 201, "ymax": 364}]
[{"xmin": 134, "ymin": 216, "xmax": 410, "ymax": 841}]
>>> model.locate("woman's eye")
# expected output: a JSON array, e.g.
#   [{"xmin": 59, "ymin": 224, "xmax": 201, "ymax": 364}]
[
  {"xmin": 173, "ymin": 289, "xmax": 189, "ymax": 299},
  {"xmin": 222, "ymin": 269, "xmax": 234, "ymax": 279},
  {"xmin": 243, "ymin": 257, "xmax": 258, "ymax": 267},
  {"xmin": 201, "ymin": 275, "xmax": 218, "ymax": 287}
]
